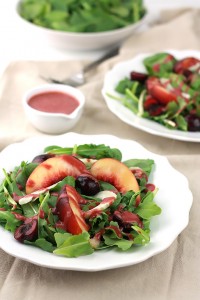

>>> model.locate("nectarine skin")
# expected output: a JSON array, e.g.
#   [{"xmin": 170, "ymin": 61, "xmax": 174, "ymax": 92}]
[
  {"xmin": 26, "ymin": 155, "xmax": 88, "ymax": 194},
  {"xmin": 90, "ymin": 158, "xmax": 140, "ymax": 204},
  {"xmin": 56, "ymin": 185, "xmax": 89, "ymax": 235}
]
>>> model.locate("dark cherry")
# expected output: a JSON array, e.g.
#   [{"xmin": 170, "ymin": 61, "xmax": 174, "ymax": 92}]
[
  {"xmin": 186, "ymin": 114, "xmax": 200, "ymax": 132},
  {"xmin": 130, "ymin": 168, "xmax": 148, "ymax": 182},
  {"xmin": 130, "ymin": 71, "xmax": 148, "ymax": 83},
  {"xmin": 14, "ymin": 218, "xmax": 38, "ymax": 243},
  {"xmin": 75, "ymin": 174, "xmax": 100, "ymax": 196},
  {"xmin": 183, "ymin": 69, "xmax": 193, "ymax": 78},
  {"xmin": 144, "ymin": 96, "xmax": 165, "ymax": 116},
  {"xmin": 173, "ymin": 57, "xmax": 200, "ymax": 74},
  {"xmin": 32, "ymin": 153, "xmax": 55, "ymax": 164},
  {"xmin": 113, "ymin": 210, "xmax": 143, "ymax": 232}
]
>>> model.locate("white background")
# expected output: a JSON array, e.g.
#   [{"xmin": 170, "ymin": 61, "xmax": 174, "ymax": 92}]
[{"xmin": 0, "ymin": 0, "xmax": 200, "ymax": 76}]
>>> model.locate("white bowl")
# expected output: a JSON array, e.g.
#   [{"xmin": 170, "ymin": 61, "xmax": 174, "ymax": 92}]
[
  {"xmin": 23, "ymin": 84, "xmax": 85, "ymax": 134},
  {"xmin": 15, "ymin": 1, "xmax": 149, "ymax": 51}
]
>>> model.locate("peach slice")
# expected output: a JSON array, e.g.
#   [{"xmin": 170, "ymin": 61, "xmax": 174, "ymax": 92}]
[
  {"xmin": 56, "ymin": 185, "xmax": 89, "ymax": 235},
  {"xmin": 65, "ymin": 185, "xmax": 89, "ymax": 235},
  {"xmin": 26, "ymin": 155, "xmax": 88, "ymax": 194},
  {"xmin": 90, "ymin": 158, "xmax": 140, "ymax": 204}
]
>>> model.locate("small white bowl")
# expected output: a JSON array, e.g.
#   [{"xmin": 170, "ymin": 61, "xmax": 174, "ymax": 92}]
[
  {"xmin": 23, "ymin": 84, "xmax": 85, "ymax": 134},
  {"xmin": 15, "ymin": 1, "xmax": 149, "ymax": 51}
]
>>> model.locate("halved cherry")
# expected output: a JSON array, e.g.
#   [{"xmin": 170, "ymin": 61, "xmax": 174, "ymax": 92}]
[
  {"xmin": 130, "ymin": 71, "xmax": 148, "ymax": 83},
  {"xmin": 145, "ymin": 183, "xmax": 156, "ymax": 192},
  {"xmin": 146, "ymin": 77, "xmax": 160, "ymax": 93},
  {"xmin": 32, "ymin": 153, "xmax": 55, "ymax": 164},
  {"xmin": 113, "ymin": 210, "xmax": 143, "ymax": 231},
  {"xmin": 150, "ymin": 85, "xmax": 177, "ymax": 104},
  {"xmin": 143, "ymin": 96, "xmax": 165, "ymax": 116},
  {"xmin": 129, "ymin": 167, "xmax": 148, "ymax": 182},
  {"xmin": 14, "ymin": 218, "xmax": 38, "ymax": 243},
  {"xmin": 56, "ymin": 186, "xmax": 70, "ymax": 222},
  {"xmin": 186, "ymin": 114, "xmax": 200, "ymax": 132},
  {"xmin": 75, "ymin": 173, "xmax": 100, "ymax": 196},
  {"xmin": 174, "ymin": 57, "xmax": 200, "ymax": 75}
]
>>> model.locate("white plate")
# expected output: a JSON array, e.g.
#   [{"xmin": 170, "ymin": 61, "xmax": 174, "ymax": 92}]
[
  {"xmin": 102, "ymin": 50, "xmax": 200, "ymax": 142},
  {"xmin": 0, "ymin": 133, "xmax": 193, "ymax": 271}
]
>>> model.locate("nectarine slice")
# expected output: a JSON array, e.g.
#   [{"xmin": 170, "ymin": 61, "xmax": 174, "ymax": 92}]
[
  {"xmin": 56, "ymin": 185, "xmax": 89, "ymax": 235},
  {"xmin": 90, "ymin": 158, "xmax": 140, "ymax": 203},
  {"xmin": 26, "ymin": 155, "xmax": 88, "ymax": 194}
]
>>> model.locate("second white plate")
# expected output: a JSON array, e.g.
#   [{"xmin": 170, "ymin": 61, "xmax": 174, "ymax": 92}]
[{"xmin": 102, "ymin": 50, "xmax": 200, "ymax": 142}]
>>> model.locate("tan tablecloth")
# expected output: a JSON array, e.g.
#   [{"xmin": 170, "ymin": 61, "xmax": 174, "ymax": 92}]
[{"xmin": 0, "ymin": 9, "xmax": 200, "ymax": 300}]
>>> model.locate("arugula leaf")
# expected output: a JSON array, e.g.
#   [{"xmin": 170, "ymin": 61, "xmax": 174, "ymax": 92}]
[
  {"xmin": 175, "ymin": 115, "xmax": 188, "ymax": 131},
  {"xmin": 123, "ymin": 159, "xmax": 154, "ymax": 176},
  {"xmin": 135, "ymin": 189, "xmax": 161, "ymax": 219},
  {"xmin": 115, "ymin": 78, "xmax": 136, "ymax": 94},
  {"xmin": 190, "ymin": 74, "xmax": 200, "ymax": 90},
  {"xmin": 103, "ymin": 235, "xmax": 133, "ymax": 251},
  {"xmin": 3, "ymin": 186, "xmax": 17, "ymax": 209},
  {"xmin": 21, "ymin": 201, "xmax": 39, "ymax": 218},
  {"xmin": 53, "ymin": 232, "xmax": 94, "ymax": 257},
  {"xmin": 132, "ymin": 225, "xmax": 150, "ymax": 245},
  {"xmin": 44, "ymin": 144, "xmax": 122, "ymax": 161},
  {"xmin": 115, "ymin": 77, "xmax": 145, "ymax": 99},
  {"xmin": 37, "ymin": 193, "xmax": 57, "ymax": 243},
  {"xmin": 54, "ymin": 232, "xmax": 71, "ymax": 247},
  {"xmin": 119, "ymin": 190, "xmax": 138, "ymax": 211},
  {"xmin": 88, "ymin": 212, "xmax": 109, "ymax": 235},
  {"xmin": 143, "ymin": 53, "xmax": 176, "ymax": 76},
  {"xmin": 106, "ymin": 91, "xmax": 138, "ymax": 114},
  {"xmin": 25, "ymin": 238, "xmax": 55, "ymax": 252},
  {"xmin": 0, "ymin": 211, "xmax": 21, "ymax": 232},
  {"xmin": 99, "ymin": 181, "xmax": 116, "ymax": 191},
  {"xmin": 136, "ymin": 201, "xmax": 161, "ymax": 219},
  {"xmin": 103, "ymin": 222, "xmax": 137, "ymax": 250},
  {"xmin": 13, "ymin": 162, "xmax": 38, "ymax": 190},
  {"xmin": 51, "ymin": 176, "xmax": 75, "ymax": 192}
]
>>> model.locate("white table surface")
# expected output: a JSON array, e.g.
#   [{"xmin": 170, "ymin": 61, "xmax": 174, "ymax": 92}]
[{"xmin": 0, "ymin": 0, "xmax": 200, "ymax": 77}]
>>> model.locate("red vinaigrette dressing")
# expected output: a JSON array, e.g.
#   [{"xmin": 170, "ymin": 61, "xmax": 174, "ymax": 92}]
[{"xmin": 28, "ymin": 91, "xmax": 80, "ymax": 114}]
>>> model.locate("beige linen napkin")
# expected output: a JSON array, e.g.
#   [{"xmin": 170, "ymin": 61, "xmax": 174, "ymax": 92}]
[{"xmin": 0, "ymin": 9, "xmax": 200, "ymax": 300}]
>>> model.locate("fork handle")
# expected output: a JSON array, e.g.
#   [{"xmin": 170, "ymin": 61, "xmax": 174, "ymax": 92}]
[{"xmin": 82, "ymin": 46, "xmax": 119, "ymax": 73}]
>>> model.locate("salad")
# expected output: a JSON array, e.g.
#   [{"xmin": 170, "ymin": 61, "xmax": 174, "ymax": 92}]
[
  {"xmin": 0, "ymin": 144, "xmax": 161, "ymax": 258},
  {"xmin": 18, "ymin": 0, "xmax": 146, "ymax": 33},
  {"xmin": 108, "ymin": 52, "xmax": 200, "ymax": 132}
]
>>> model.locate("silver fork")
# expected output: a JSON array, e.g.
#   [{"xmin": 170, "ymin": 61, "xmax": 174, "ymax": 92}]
[{"xmin": 41, "ymin": 46, "xmax": 119, "ymax": 87}]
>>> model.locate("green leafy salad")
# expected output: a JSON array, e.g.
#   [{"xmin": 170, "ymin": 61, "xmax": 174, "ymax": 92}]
[
  {"xmin": 108, "ymin": 52, "xmax": 200, "ymax": 132},
  {"xmin": 0, "ymin": 144, "xmax": 161, "ymax": 258},
  {"xmin": 18, "ymin": 0, "xmax": 146, "ymax": 33}
]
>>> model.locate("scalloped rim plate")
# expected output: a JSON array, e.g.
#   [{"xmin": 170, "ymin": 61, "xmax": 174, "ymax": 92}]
[
  {"xmin": 102, "ymin": 50, "xmax": 200, "ymax": 142},
  {"xmin": 0, "ymin": 133, "xmax": 193, "ymax": 271}
]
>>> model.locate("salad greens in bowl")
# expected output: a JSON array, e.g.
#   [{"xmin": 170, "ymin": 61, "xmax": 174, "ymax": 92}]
[
  {"xmin": 15, "ymin": 0, "xmax": 148, "ymax": 50},
  {"xmin": 0, "ymin": 133, "xmax": 193, "ymax": 271},
  {"xmin": 18, "ymin": 0, "xmax": 146, "ymax": 33}
]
